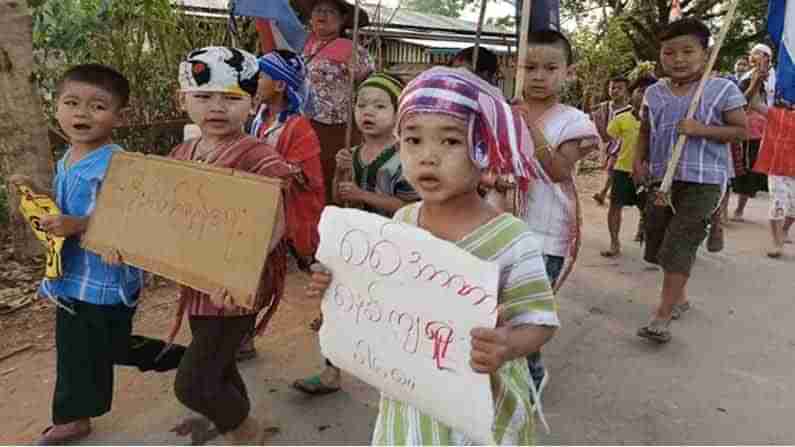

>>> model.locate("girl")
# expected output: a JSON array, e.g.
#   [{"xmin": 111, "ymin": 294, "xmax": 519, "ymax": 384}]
[
  {"xmin": 293, "ymin": 72, "xmax": 418, "ymax": 395},
  {"xmin": 307, "ymin": 67, "xmax": 559, "ymax": 445}
]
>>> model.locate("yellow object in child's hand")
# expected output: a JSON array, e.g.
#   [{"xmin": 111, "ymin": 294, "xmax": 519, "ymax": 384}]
[{"xmin": 15, "ymin": 184, "xmax": 64, "ymax": 279}]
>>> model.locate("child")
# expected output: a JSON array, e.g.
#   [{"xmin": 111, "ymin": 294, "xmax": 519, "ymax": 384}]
[
  {"xmin": 306, "ymin": 66, "xmax": 559, "ymax": 445},
  {"xmin": 168, "ymin": 47, "xmax": 300, "ymax": 443},
  {"xmin": 292, "ymin": 72, "xmax": 417, "ymax": 395},
  {"xmin": 10, "ymin": 64, "xmax": 184, "ymax": 445},
  {"xmin": 600, "ymin": 76, "xmax": 658, "ymax": 257},
  {"xmin": 633, "ymin": 19, "xmax": 747, "ymax": 342},
  {"xmin": 753, "ymin": 0, "xmax": 795, "ymax": 258},
  {"xmin": 512, "ymin": 30, "xmax": 601, "ymax": 392},
  {"xmin": 592, "ymin": 76, "xmax": 633, "ymax": 206}
]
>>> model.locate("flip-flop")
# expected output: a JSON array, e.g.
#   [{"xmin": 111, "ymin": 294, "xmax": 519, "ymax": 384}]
[
  {"xmin": 637, "ymin": 319, "xmax": 672, "ymax": 344},
  {"xmin": 292, "ymin": 375, "xmax": 341, "ymax": 395},
  {"xmin": 37, "ymin": 424, "xmax": 92, "ymax": 445},
  {"xmin": 600, "ymin": 249, "xmax": 621, "ymax": 258},
  {"xmin": 671, "ymin": 302, "xmax": 691, "ymax": 320}
]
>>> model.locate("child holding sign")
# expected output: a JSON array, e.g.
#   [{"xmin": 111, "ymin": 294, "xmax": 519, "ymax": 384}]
[
  {"xmin": 11, "ymin": 64, "xmax": 184, "ymax": 445},
  {"xmin": 168, "ymin": 47, "xmax": 299, "ymax": 443},
  {"xmin": 294, "ymin": 72, "xmax": 418, "ymax": 395},
  {"xmin": 307, "ymin": 67, "xmax": 559, "ymax": 445}
]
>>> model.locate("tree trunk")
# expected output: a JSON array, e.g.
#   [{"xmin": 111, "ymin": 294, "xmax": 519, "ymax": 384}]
[{"xmin": 0, "ymin": 0, "xmax": 54, "ymax": 260}]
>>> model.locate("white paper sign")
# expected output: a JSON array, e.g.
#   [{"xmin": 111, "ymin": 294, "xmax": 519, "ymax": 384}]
[{"xmin": 316, "ymin": 207, "xmax": 500, "ymax": 444}]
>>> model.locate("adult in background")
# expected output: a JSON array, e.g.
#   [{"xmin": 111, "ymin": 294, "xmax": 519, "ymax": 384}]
[
  {"xmin": 299, "ymin": 0, "xmax": 374, "ymax": 203},
  {"xmin": 731, "ymin": 45, "xmax": 772, "ymax": 221},
  {"xmin": 729, "ymin": 56, "xmax": 750, "ymax": 85}
]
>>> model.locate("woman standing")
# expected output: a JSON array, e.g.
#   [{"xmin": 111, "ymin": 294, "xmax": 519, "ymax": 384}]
[{"xmin": 300, "ymin": 0, "xmax": 373, "ymax": 203}]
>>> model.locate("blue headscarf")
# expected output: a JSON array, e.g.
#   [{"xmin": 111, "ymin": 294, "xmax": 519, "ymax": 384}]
[{"xmin": 257, "ymin": 50, "xmax": 312, "ymax": 120}]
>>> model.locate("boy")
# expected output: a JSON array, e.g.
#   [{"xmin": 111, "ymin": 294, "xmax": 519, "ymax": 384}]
[
  {"xmin": 307, "ymin": 66, "xmax": 558, "ymax": 445},
  {"xmin": 512, "ymin": 30, "xmax": 600, "ymax": 392},
  {"xmin": 600, "ymin": 76, "xmax": 657, "ymax": 257},
  {"xmin": 592, "ymin": 76, "xmax": 633, "ymax": 206},
  {"xmin": 168, "ymin": 47, "xmax": 299, "ymax": 443},
  {"xmin": 293, "ymin": 72, "xmax": 417, "ymax": 395},
  {"xmin": 450, "ymin": 45, "xmax": 501, "ymax": 86},
  {"xmin": 633, "ymin": 19, "xmax": 747, "ymax": 342},
  {"xmin": 753, "ymin": 0, "xmax": 795, "ymax": 258},
  {"xmin": 10, "ymin": 64, "xmax": 184, "ymax": 445}
]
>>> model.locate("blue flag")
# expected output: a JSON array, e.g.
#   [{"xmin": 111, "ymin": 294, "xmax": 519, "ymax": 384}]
[
  {"xmin": 231, "ymin": 0, "xmax": 307, "ymax": 51},
  {"xmin": 515, "ymin": 0, "xmax": 560, "ymax": 36},
  {"xmin": 768, "ymin": 0, "xmax": 794, "ymax": 103}
]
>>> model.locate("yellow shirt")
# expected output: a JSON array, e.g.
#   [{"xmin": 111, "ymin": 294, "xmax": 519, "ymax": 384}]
[{"xmin": 607, "ymin": 110, "xmax": 640, "ymax": 173}]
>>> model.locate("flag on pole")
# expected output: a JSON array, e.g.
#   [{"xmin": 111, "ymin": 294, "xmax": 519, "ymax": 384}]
[
  {"xmin": 231, "ymin": 0, "xmax": 307, "ymax": 52},
  {"xmin": 768, "ymin": 0, "xmax": 794, "ymax": 103},
  {"xmin": 669, "ymin": 0, "xmax": 683, "ymax": 20},
  {"xmin": 515, "ymin": 0, "xmax": 560, "ymax": 33}
]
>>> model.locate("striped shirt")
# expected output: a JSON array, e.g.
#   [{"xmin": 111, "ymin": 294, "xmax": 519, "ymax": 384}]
[
  {"xmin": 352, "ymin": 143, "xmax": 418, "ymax": 217},
  {"xmin": 371, "ymin": 203, "xmax": 558, "ymax": 445},
  {"xmin": 644, "ymin": 78, "xmax": 746, "ymax": 186},
  {"xmin": 41, "ymin": 144, "xmax": 143, "ymax": 307}
]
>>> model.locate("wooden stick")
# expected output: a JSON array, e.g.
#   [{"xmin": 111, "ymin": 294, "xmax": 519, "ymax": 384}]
[
  {"xmin": 513, "ymin": 0, "xmax": 533, "ymax": 100},
  {"xmin": 472, "ymin": 0, "xmax": 489, "ymax": 72},
  {"xmin": 344, "ymin": 0, "xmax": 362, "ymax": 152},
  {"xmin": 657, "ymin": 0, "xmax": 740, "ymax": 203}
]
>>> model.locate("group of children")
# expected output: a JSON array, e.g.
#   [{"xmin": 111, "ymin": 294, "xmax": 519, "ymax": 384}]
[{"xmin": 11, "ymin": 14, "xmax": 775, "ymax": 445}]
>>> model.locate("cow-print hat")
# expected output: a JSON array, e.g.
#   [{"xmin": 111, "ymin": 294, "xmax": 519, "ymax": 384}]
[{"xmin": 179, "ymin": 46, "xmax": 259, "ymax": 97}]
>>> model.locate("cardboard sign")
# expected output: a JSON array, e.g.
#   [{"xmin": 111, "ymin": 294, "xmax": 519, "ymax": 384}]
[
  {"xmin": 316, "ymin": 207, "xmax": 499, "ymax": 444},
  {"xmin": 82, "ymin": 152, "xmax": 282, "ymax": 309}
]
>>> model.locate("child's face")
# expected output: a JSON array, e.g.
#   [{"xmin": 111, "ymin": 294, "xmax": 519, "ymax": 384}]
[
  {"xmin": 355, "ymin": 87, "xmax": 396, "ymax": 139},
  {"xmin": 399, "ymin": 113, "xmax": 481, "ymax": 205},
  {"xmin": 183, "ymin": 91, "xmax": 252, "ymax": 139},
  {"xmin": 256, "ymin": 74, "xmax": 284, "ymax": 105},
  {"xmin": 608, "ymin": 81, "xmax": 629, "ymax": 102},
  {"xmin": 520, "ymin": 45, "xmax": 570, "ymax": 101},
  {"xmin": 55, "ymin": 81, "xmax": 121, "ymax": 149},
  {"xmin": 660, "ymin": 35, "xmax": 707, "ymax": 82}
]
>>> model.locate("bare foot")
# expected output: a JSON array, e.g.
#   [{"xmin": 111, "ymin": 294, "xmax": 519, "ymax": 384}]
[
  {"xmin": 224, "ymin": 417, "xmax": 262, "ymax": 444},
  {"xmin": 600, "ymin": 244, "xmax": 621, "ymax": 258},
  {"xmin": 767, "ymin": 249, "xmax": 783, "ymax": 259},
  {"xmin": 170, "ymin": 416, "xmax": 218, "ymax": 445},
  {"xmin": 38, "ymin": 419, "xmax": 92, "ymax": 445}
]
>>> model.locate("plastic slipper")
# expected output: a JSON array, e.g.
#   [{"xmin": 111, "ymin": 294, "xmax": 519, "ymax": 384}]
[
  {"xmin": 671, "ymin": 302, "xmax": 691, "ymax": 320},
  {"xmin": 37, "ymin": 424, "xmax": 91, "ymax": 446},
  {"xmin": 637, "ymin": 319, "xmax": 672, "ymax": 344},
  {"xmin": 292, "ymin": 375, "xmax": 340, "ymax": 395}
]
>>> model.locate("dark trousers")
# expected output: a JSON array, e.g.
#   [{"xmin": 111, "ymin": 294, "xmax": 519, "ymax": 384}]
[
  {"xmin": 53, "ymin": 299, "xmax": 185, "ymax": 424},
  {"xmin": 174, "ymin": 315, "xmax": 255, "ymax": 434}
]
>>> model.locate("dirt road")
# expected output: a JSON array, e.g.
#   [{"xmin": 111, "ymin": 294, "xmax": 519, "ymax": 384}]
[{"xmin": 1, "ymin": 177, "xmax": 793, "ymax": 444}]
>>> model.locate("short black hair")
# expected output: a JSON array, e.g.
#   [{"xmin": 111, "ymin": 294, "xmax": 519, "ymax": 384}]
[
  {"xmin": 609, "ymin": 76, "xmax": 630, "ymax": 85},
  {"xmin": 56, "ymin": 64, "xmax": 130, "ymax": 108},
  {"xmin": 452, "ymin": 46, "xmax": 499, "ymax": 77},
  {"xmin": 526, "ymin": 29, "xmax": 573, "ymax": 65},
  {"xmin": 659, "ymin": 18, "xmax": 711, "ymax": 49},
  {"xmin": 630, "ymin": 75, "xmax": 657, "ymax": 92}
]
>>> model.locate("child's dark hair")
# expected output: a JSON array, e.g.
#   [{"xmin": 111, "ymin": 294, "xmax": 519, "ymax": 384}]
[
  {"xmin": 659, "ymin": 18, "xmax": 711, "ymax": 49},
  {"xmin": 56, "ymin": 64, "xmax": 130, "ymax": 108},
  {"xmin": 630, "ymin": 75, "xmax": 657, "ymax": 92},
  {"xmin": 452, "ymin": 46, "xmax": 499, "ymax": 79},
  {"xmin": 609, "ymin": 75, "xmax": 629, "ymax": 85},
  {"xmin": 526, "ymin": 30, "xmax": 574, "ymax": 65}
]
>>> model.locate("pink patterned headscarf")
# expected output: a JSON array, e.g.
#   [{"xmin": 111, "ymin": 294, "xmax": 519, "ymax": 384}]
[{"xmin": 396, "ymin": 67, "xmax": 539, "ymax": 195}]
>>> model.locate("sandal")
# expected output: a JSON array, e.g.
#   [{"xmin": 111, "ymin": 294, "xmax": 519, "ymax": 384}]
[
  {"xmin": 37, "ymin": 423, "xmax": 92, "ymax": 445},
  {"xmin": 637, "ymin": 318, "xmax": 672, "ymax": 344},
  {"xmin": 292, "ymin": 375, "xmax": 341, "ymax": 395},
  {"xmin": 671, "ymin": 302, "xmax": 691, "ymax": 320}
]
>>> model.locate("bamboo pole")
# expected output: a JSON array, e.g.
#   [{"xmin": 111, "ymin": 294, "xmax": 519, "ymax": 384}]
[
  {"xmin": 656, "ymin": 0, "xmax": 740, "ymax": 206},
  {"xmin": 472, "ymin": 0, "xmax": 488, "ymax": 72},
  {"xmin": 344, "ymin": 0, "xmax": 362, "ymax": 151},
  {"xmin": 513, "ymin": 0, "xmax": 532, "ymax": 100}
]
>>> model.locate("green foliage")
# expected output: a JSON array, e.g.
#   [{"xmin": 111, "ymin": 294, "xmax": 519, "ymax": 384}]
[
  {"xmin": 32, "ymin": 0, "xmax": 259, "ymax": 155},
  {"xmin": 403, "ymin": 0, "xmax": 471, "ymax": 18}
]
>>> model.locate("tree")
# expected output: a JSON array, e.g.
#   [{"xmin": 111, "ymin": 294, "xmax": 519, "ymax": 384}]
[
  {"xmin": 403, "ymin": 0, "xmax": 471, "ymax": 18},
  {"xmin": 0, "ymin": 0, "xmax": 54, "ymax": 260}
]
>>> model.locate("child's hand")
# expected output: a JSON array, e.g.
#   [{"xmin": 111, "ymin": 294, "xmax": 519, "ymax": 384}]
[
  {"xmin": 338, "ymin": 182, "xmax": 365, "ymax": 202},
  {"xmin": 39, "ymin": 215, "xmax": 87, "ymax": 237},
  {"xmin": 306, "ymin": 263, "xmax": 332, "ymax": 299},
  {"xmin": 632, "ymin": 159, "xmax": 649, "ymax": 185},
  {"xmin": 470, "ymin": 326, "xmax": 512, "ymax": 374},
  {"xmin": 99, "ymin": 248, "xmax": 123, "ymax": 266},
  {"xmin": 335, "ymin": 149, "xmax": 353, "ymax": 171},
  {"xmin": 677, "ymin": 119, "xmax": 706, "ymax": 137}
]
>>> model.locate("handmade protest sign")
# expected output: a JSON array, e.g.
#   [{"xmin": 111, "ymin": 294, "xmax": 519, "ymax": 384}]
[
  {"xmin": 82, "ymin": 152, "xmax": 282, "ymax": 309},
  {"xmin": 316, "ymin": 206, "xmax": 499, "ymax": 444}
]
